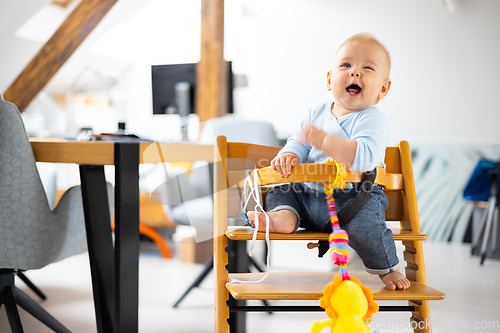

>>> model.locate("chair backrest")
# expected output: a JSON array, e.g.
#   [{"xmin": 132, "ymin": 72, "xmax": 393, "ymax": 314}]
[
  {"xmin": 0, "ymin": 99, "xmax": 59, "ymax": 269},
  {"xmin": 199, "ymin": 116, "xmax": 280, "ymax": 147},
  {"xmin": 0, "ymin": 92, "xmax": 59, "ymax": 207},
  {"xmin": 0, "ymin": 99, "xmax": 51, "ymax": 215}
]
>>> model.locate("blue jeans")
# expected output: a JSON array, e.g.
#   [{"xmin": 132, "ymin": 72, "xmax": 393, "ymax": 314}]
[{"xmin": 266, "ymin": 183, "xmax": 399, "ymax": 275}]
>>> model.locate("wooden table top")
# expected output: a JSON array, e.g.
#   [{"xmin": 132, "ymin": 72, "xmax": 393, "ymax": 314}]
[{"xmin": 29, "ymin": 138, "xmax": 214, "ymax": 165}]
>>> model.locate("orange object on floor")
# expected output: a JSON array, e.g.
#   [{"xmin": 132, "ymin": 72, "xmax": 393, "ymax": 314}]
[
  {"xmin": 111, "ymin": 222, "xmax": 172, "ymax": 258},
  {"xmin": 139, "ymin": 224, "xmax": 172, "ymax": 258}
]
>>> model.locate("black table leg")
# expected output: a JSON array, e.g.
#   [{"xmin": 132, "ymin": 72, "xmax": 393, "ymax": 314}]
[
  {"xmin": 114, "ymin": 143, "xmax": 140, "ymax": 333},
  {"xmin": 80, "ymin": 165, "xmax": 115, "ymax": 333}
]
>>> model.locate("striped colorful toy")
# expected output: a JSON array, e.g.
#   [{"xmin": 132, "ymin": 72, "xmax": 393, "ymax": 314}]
[{"xmin": 324, "ymin": 159, "xmax": 350, "ymax": 280}]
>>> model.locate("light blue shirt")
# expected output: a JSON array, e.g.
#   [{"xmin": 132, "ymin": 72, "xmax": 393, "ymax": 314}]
[{"xmin": 279, "ymin": 101, "xmax": 389, "ymax": 189}]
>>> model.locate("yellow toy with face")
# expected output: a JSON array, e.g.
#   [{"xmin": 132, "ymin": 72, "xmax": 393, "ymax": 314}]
[{"xmin": 310, "ymin": 276, "xmax": 379, "ymax": 333}]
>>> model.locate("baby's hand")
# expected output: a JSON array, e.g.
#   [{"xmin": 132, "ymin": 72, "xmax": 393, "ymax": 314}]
[
  {"xmin": 301, "ymin": 125, "xmax": 327, "ymax": 149},
  {"xmin": 271, "ymin": 153, "xmax": 299, "ymax": 178}
]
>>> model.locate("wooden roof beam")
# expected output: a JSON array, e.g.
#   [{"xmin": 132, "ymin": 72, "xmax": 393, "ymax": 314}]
[{"xmin": 196, "ymin": 0, "xmax": 227, "ymax": 123}]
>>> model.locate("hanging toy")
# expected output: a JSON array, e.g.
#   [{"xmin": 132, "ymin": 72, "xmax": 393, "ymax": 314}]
[{"xmin": 310, "ymin": 160, "xmax": 379, "ymax": 333}]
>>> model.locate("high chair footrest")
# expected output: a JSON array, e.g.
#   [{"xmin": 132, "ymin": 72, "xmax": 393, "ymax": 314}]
[
  {"xmin": 226, "ymin": 272, "xmax": 444, "ymax": 301},
  {"xmin": 226, "ymin": 226, "xmax": 427, "ymax": 241}
]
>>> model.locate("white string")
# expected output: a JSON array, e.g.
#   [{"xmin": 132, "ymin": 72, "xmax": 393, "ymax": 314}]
[{"xmin": 229, "ymin": 169, "xmax": 271, "ymax": 284}]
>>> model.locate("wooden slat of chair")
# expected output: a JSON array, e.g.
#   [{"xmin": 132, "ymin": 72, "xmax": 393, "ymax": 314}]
[
  {"xmin": 225, "ymin": 226, "xmax": 427, "ymax": 241},
  {"xmin": 226, "ymin": 272, "xmax": 445, "ymax": 301},
  {"xmin": 213, "ymin": 137, "xmax": 444, "ymax": 333},
  {"xmin": 227, "ymin": 167, "xmax": 403, "ymax": 189},
  {"xmin": 255, "ymin": 165, "xmax": 389, "ymax": 186},
  {"xmin": 226, "ymin": 142, "xmax": 280, "ymax": 168}
]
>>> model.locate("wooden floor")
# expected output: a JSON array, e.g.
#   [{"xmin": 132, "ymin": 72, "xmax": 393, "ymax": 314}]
[{"xmin": 1, "ymin": 241, "xmax": 499, "ymax": 333}]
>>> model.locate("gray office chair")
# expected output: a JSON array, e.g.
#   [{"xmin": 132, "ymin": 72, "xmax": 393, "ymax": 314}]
[
  {"xmin": 161, "ymin": 116, "xmax": 279, "ymax": 307},
  {"xmin": 14, "ymin": 162, "xmax": 59, "ymax": 301},
  {"xmin": 0, "ymin": 94, "xmax": 88, "ymax": 333}
]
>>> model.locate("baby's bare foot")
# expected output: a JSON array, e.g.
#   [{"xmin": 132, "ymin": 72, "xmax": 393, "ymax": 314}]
[
  {"xmin": 246, "ymin": 210, "xmax": 297, "ymax": 234},
  {"xmin": 380, "ymin": 270, "xmax": 411, "ymax": 290}
]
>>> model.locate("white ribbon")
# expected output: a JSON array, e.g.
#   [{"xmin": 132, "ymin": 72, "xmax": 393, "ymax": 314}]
[{"xmin": 229, "ymin": 169, "xmax": 271, "ymax": 284}]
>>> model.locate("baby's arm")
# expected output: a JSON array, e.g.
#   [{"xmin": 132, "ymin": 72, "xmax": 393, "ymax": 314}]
[
  {"xmin": 301, "ymin": 124, "xmax": 357, "ymax": 167},
  {"xmin": 271, "ymin": 153, "xmax": 299, "ymax": 178}
]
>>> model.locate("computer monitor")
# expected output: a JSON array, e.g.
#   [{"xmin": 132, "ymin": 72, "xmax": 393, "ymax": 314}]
[{"xmin": 151, "ymin": 62, "xmax": 233, "ymax": 115}]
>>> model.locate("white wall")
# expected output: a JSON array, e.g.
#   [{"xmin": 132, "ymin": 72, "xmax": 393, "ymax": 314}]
[
  {"xmin": 223, "ymin": 0, "xmax": 500, "ymax": 145},
  {"xmin": 0, "ymin": 0, "xmax": 49, "ymax": 91}
]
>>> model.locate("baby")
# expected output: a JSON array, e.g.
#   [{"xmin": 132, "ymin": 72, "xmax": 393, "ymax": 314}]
[{"xmin": 247, "ymin": 33, "xmax": 410, "ymax": 290}]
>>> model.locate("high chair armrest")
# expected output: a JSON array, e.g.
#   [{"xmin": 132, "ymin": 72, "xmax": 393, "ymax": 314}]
[{"xmin": 255, "ymin": 164, "xmax": 389, "ymax": 187}]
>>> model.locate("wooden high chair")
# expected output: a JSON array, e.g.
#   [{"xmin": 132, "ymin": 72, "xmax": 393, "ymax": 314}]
[{"xmin": 213, "ymin": 136, "xmax": 445, "ymax": 333}]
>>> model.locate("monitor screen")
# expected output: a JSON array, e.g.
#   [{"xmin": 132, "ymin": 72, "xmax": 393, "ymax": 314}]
[{"xmin": 151, "ymin": 62, "xmax": 233, "ymax": 115}]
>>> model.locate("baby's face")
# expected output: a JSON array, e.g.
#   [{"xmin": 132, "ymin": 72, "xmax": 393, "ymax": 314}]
[{"xmin": 328, "ymin": 41, "xmax": 391, "ymax": 114}]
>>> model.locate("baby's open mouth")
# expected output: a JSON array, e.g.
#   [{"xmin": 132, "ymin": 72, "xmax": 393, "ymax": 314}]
[{"xmin": 346, "ymin": 84, "xmax": 362, "ymax": 95}]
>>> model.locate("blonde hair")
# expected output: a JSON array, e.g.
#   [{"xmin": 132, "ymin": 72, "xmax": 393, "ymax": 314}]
[{"xmin": 337, "ymin": 32, "xmax": 391, "ymax": 74}]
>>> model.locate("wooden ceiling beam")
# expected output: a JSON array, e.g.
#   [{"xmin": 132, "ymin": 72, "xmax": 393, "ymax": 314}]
[
  {"xmin": 3, "ymin": 0, "xmax": 118, "ymax": 112},
  {"xmin": 196, "ymin": 0, "xmax": 227, "ymax": 123}
]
